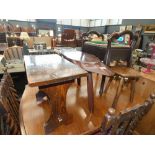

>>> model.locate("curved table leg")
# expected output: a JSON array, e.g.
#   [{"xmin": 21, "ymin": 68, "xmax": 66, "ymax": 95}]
[{"xmin": 36, "ymin": 80, "xmax": 73, "ymax": 134}]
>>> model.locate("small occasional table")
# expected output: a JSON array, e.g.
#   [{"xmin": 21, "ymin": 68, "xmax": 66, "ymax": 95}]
[{"xmin": 24, "ymin": 54, "xmax": 88, "ymax": 133}]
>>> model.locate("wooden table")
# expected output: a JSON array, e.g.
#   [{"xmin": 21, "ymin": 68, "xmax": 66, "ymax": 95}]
[{"xmin": 24, "ymin": 54, "xmax": 88, "ymax": 133}]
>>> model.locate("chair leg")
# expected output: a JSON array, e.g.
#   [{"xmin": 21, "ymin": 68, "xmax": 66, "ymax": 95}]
[
  {"xmin": 87, "ymin": 72, "xmax": 94, "ymax": 113},
  {"xmin": 112, "ymin": 77, "xmax": 124, "ymax": 108},
  {"xmin": 77, "ymin": 78, "xmax": 81, "ymax": 86},
  {"xmin": 130, "ymin": 79, "xmax": 136, "ymax": 102},
  {"xmin": 104, "ymin": 76, "xmax": 113, "ymax": 94},
  {"xmin": 99, "ymin": 75, "xmax": 106, "ymax": 96}
]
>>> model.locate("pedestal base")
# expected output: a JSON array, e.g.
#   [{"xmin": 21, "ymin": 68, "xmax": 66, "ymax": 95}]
[{"xmin": 36, "ymin": 80, "xmax": 74, "ymax": 134}]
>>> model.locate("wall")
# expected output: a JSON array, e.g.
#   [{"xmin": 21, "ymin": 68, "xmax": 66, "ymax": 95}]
[
  {"xmin": 88, "ymin": 26, "xmax": 106, "ymax": 33},
  {"xmin": 122, "ymin": 19, "xmax": 155, "ymax": 26}
]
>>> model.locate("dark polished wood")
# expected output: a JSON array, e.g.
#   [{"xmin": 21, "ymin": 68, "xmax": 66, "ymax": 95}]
[
  {"xmin": 61, "ymin": 29, "xmax": 77, "ymax": 47},
  {"xmin": 100, "ymin": 30, "xmax": 140, "ymax": 108},
  {"xmin": 24, "ymin": 54, "xmax": 88, "ymax": 133},
  {"xmin": 24, "ymin": 54, "xmax": 87, "ymax": 87},
  {"xmin": 99, "ymin": 30, "xmax": 139, "ymax": 95},
  {"xmin": 85, "ymin": 93, "xmax": 155, "ymax": 135},
  {"xmin": 0, "ymin": 71, "xmax": 20, "ymax": 134}
]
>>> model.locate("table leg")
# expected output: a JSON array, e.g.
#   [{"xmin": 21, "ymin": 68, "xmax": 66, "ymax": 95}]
[
  {"xmin": 36, "ymin": 81, "xmax": 73, "ymax": 134},
  {"xmin": 87, "ymin": 72, "xmax": 94, "ymax": 113}
]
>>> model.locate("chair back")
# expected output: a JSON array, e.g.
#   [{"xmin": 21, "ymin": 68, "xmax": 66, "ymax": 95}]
[
  {"xmin": 4, "ymin": 46, "xmax": 23, "ymax": 60},
  {"xmin": 61, "ymin": 29, "xmax": 76, "ymax": 47},
  {"xmin": 100, "ymin": 93, "xmax": 155, "ymax": 135},
  {"xmin": 84, "ymin": 93, "xmax": 155, "ymax": 135},
  {"xmin": 0, "ymin": 71, "xmax": 20, "ymax": 134},
  {"xmin": 104, "ymin": 30, "xmax": 138, "ymax": 66},
  {"xmin": 81, "ymin": 31, "xmax": 104, "ymax": 46}
]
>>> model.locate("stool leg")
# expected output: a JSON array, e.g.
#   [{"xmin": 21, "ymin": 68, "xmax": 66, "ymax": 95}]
[
  {"xmin": 87, "ymin": 72, "xmax": 94, "ymax": 113},
  {"xmin": 112, "ymin": 78, "xmax": 124, "ymax": 108},
  {"xmin": 77, "ymin": 78, "xmax": 81, "ymax": 86},
  {"xmin": 99, "ymin": 75, "xmax": 106, "ymax": 96},
  {"xmin": 130, "ymin": 79, "xmax": 136, "ymax": 102},
  {"xmin": 104, "ymin": 76, "xmax": 113, "ymax": 94}
]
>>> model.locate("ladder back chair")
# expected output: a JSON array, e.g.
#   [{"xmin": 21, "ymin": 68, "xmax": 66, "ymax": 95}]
[{"xmin": 85, "ymin": 93, "xmax": 155, "ymax": 135}]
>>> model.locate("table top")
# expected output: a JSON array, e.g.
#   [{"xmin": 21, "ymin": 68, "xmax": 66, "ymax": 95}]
[
  {"xmin": 24, "ymin": 54, "xmax": 87, "ymax": 87},
  {"xmin": 60, "ymin": 50, "xmax": 101, "ymax": 64},
  {"xmin": 59, "ymin": 50, "xmax": 114, "ymax": 77}
]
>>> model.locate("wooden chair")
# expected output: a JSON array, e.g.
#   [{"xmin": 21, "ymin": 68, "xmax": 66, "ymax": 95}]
[
  {"xmin": 4, "ymin": 46, "xmax": 23, "ymax": 61},
  {"xmin": 85, "ymin": 93, "xmax": 155, "ymax": 135},
  {"xmin": 0, "ymin": 71, "xmax": 20, "ymax": 134},
  {"xmin": 61, "ymin": 29, "xmax": 77, "ymax": 47},
  {"xmin": 81, "ymin": 30, "xmax": 104, "ymax": 47},
  {"xmin": 0, "ymin": 103, "xmax": 20, "ymax": 135},
  {"xmin": 99, "ymin": 30, "xmax": 139, "ymax": 108}
]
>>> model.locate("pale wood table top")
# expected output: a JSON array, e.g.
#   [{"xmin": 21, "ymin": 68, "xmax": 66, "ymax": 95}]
[{"xmin": 24, "ymin": 54, "xmax": 87, "ymax": 87}]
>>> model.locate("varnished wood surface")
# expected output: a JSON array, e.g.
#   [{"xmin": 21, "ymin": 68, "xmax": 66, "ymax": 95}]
[
  {"xmin": 20, "ymin": 73, "xmax": 155, "ymax": 135},
  {"xmin": 140, "ymin": 67, "xmax": 155, "ymax": 82},
  {"xmin": 111, "ymin": 66, "xmax": 140, "ymax": 77},
  {"xmin": 24, "ymin": 54, "xmax": 87, "ymax": 87},
  {"xmin": 59, "ymin": 50, "xmax": 114, "ymax": 76}
]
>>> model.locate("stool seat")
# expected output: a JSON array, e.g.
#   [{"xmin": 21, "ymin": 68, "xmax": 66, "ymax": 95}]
[{"xmin": 111, "ymin": 66, "xmax": 140, "ymax": 78}]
